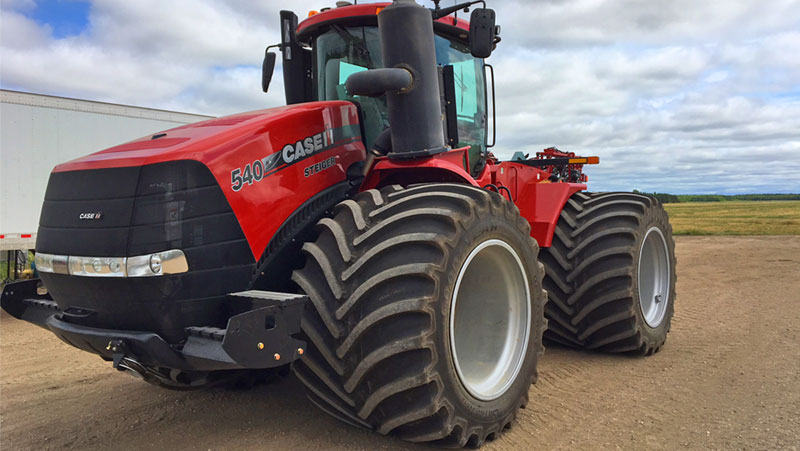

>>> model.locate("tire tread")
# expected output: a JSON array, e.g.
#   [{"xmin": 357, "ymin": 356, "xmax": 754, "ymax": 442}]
[{"xmin": 292, "ymin": 184, "xmax": 546, "ymax": 445}]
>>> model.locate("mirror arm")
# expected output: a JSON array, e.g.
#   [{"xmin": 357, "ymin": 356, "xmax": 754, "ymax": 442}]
[
  {"xmin": 431, "ymin": 1, "xmax": 486, "ymax": 19},
  {"xmin": 261, "ymin": 44, "xmax": 282, "ymax": 93}
]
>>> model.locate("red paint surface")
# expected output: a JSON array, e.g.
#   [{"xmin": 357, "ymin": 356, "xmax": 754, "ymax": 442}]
[
  {"xmin": 361, "ymin": 147, "xmax": 479, "ymax": 190},
  {"xmin": 489, "ymin": 161, "xmax": 585, "ymax": 247}
]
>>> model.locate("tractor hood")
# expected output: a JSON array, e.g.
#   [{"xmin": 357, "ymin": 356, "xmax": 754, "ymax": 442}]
[
  {"xmin": 55, "ymin": 101, "xmax": 362, "ymax": 174},
  {"xmin": 43, "ymin": 99, "xmax": 365, "ymax": 266}
]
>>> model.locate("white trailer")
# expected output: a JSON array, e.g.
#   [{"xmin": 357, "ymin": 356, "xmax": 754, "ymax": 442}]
[{"xmin": 0, "ymin": 90, "xmax": 213, "ymax": 252}]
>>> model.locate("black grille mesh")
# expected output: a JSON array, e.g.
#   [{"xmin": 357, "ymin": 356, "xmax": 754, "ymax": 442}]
[{"xmin": 36, "ymin": 161, "xmax": 255, "ymax": 342}]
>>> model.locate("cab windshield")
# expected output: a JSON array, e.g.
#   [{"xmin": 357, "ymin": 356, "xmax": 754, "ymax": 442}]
[{"xmin": 315, "ymin": 26, "xmax": 487, "ymax": 174}]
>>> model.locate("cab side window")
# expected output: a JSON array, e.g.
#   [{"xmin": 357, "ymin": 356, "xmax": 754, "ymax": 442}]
[{"xmin": 435, "ymin": 37, "xmax": 487, "ymax": 176}]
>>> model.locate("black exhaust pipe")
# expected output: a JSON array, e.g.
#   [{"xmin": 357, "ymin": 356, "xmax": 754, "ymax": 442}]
[{"xmin": 345, "ymin": 0, "xmax": 447, "ymax": 160}]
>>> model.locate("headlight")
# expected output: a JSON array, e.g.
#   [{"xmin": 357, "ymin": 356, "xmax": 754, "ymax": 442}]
[
  {"xmin": 150, "ymin": 254, "xmax": 162, "ymax": 274},
  {"xmin": 35, "ymin": 253, "xmax": 54, "ymax": 273},
  {"xmin": 68, "ymin": 256, "xmax": 127, "ymax": 277},
  {"xmin": 126, "ymin": 250, "xmax": 187, "ymax": 277},
  {"xmin": 35, "ymin": 250, "xmax": 188, "ymax": 278}
]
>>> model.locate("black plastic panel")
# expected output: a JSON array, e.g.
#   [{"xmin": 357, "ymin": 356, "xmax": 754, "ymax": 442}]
[
  {"xmin": 37, "ymin": 227, "xmax": 131, "ymax": 256},
  {"xmin": 36, "ymin": 160, "xmax": 257, "ymax": 342},
  {"xmin": 39, "ymin": 198, "xmax": 135, "ymax": 229},
  {"xmin": 136, "ymin": 160, "xmax": 218, "ymax": 195},
  {"xmin": 43, "ymin": 166, "xmax": 141, "ymax": 201},
  {"xmin": 131, "ymin": 186, "xmax": 228, "ymax": 225}
]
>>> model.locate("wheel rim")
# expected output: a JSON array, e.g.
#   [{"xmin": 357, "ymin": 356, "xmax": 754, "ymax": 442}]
[
  {"xmin": 450, "ymin": 239, "xmax": 531, "ymax": 401},
  {"xmin": 638, "ymin": 227, "xmax": 670, "ymax": 328}
]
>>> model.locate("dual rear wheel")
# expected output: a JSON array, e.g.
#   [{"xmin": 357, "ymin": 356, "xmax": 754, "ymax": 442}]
[
  {"xmin": 291, "ymin": 186, "xmax": 675, "ymax": 447},
  {"xmin": 540, "ymin": 192, "xmax": 676, "ymax": 354}
]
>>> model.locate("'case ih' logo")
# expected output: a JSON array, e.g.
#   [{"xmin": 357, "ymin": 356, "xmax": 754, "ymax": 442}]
[
  {"xmin": 229, "ymin": 125, "xmax": 361, "ymax": 192},
  {"xmin": 79, "ymin": 212, "xmax": 104, "ymax": 221}
]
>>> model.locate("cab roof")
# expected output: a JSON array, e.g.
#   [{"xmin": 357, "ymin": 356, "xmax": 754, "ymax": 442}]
[{"xmin": 296, "ymin": 2, "xmax": 471, "ymax": 43}]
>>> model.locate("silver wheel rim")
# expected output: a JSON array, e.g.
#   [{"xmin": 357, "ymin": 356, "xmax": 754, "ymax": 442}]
[
  {"xmin": 449, "ymin": 239, "xmax": 531, "ymax": 401},
  {"xmin": 638, "ymin": 227, "xmax": 670, "ymax": 328}
]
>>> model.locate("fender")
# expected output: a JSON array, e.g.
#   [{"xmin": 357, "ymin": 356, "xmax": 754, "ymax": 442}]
[
  {"xmin": 490, "ymin": 160, "xmax": 586, "ymax": 247},
  {"xmin": 361, "ymin": 147, "xmax": 479, "ymax": 190},
  {"xmin": 361, "ymin": 148, "xmax": 584, "ymax": 247}
]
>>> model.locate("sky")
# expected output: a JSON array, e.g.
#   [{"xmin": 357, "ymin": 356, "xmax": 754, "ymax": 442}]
[{"xmin": 1, "ymin": 0, "xmax": 799, "ymax": 194}]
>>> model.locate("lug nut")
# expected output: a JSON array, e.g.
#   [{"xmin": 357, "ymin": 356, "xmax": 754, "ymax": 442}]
[
  {"xmin": 273, "ymin": 353, "xmax": 281, "ymax": 361},
  {"xmin": 655, "ymin": 294, "xmax": 663, "ymax": 304},
  {"xmin": 297, "ymin": 348, "xmax": 304, "ymax": 356},
  {"xmin": 257, "ymin": 342, "xmax": 265, "ymax": 350}
]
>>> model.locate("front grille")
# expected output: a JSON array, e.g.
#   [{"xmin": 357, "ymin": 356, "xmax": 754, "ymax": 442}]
[{"xmin": 36, "ymin": 160, "xmax": 255, "ymax": 342}]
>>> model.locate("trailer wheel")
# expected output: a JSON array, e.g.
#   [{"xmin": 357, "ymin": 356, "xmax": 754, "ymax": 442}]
[
  {"xmin": 291, "ymin": 184, "xmax": 546, "ymax": 447},
  {"xmin": 540, "ymin": 192, "xmax": 676, "ymax": 355}
]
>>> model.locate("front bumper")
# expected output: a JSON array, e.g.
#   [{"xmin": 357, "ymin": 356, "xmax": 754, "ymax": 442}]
[{"xmin": 1, "ymin": 279, "xmax": 307, "ymax": 372}]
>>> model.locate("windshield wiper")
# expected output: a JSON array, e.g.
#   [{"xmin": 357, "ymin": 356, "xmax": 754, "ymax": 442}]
[{"xmin": 331, "ymin": 25, "xmax": 371, "ymax": 59}]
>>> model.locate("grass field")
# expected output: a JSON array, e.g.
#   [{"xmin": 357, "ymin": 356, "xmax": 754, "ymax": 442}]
[{"xmin": 664, "ymin": 200, "xmax": 800, "ymax": 235}]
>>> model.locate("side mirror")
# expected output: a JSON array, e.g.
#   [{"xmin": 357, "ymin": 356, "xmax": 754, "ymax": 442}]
[
  {"xmin": 469, "ymin": 8, "xmax": 497, "ymax": 58},
  {"xmin": 262, "ymin": 51, "xmax": 277, "ymax": 93}
]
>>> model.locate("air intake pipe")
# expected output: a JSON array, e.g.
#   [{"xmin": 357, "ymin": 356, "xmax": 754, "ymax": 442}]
[{"xmin": 345, "ymin": 0, "xmax": 447, "ymax": 159}]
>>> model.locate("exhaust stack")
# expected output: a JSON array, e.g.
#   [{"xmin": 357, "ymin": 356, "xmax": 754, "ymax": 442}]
[{"xmin": 346, "ymin": 0, "xmax": 447, "ymax": 159}]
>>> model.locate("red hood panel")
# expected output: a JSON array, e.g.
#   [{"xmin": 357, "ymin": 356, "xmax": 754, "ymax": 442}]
[{"xmin": 54, "ymin": 103, "xmax": 347, "ymax": 173}]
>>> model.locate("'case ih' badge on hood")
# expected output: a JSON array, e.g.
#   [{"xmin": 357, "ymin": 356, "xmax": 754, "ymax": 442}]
[
  {"xmin": 79, "ymin": 212, "xmax": 104, "ymax": 220},
  {"xmin": 229, "ymin": 125, "xmax": 361, "ymax": 192}
]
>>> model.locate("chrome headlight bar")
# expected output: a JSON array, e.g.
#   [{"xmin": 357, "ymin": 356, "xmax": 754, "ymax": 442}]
[{"xmin": 35, "ymin": 250, "xmax": 189, "ymax": 278}]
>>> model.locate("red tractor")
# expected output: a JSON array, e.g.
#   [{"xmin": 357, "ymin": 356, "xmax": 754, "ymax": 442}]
[{"xmin": 1, "ymin": 0, "xmax": 676, "ymax": 447}]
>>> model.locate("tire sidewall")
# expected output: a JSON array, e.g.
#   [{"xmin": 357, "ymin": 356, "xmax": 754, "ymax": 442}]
[{"xmin": 433, "ymin": 196, "xmax": 543, "ymax": 423}]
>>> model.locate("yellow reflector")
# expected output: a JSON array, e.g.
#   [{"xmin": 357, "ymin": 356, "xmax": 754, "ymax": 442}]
[
  {"xmin": 567, "ymin": 157, "xmax": 600, "ymax": 164},
  {"xmin": 376, "ymin": 6, "xmax": 385, "ymax": 14}
]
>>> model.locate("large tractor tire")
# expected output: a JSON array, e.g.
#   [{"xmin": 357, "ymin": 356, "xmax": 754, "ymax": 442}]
[
  {"xmin": 540, "ymin": 192, "xmax": 676, "ymax": 355},
  {"xmin": 291, "ymin": 183, "xmax": 546, "ymax": 447}
]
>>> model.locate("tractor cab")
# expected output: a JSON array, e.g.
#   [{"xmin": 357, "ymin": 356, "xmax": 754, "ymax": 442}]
[{"xmin": 265, "ymin": 3, "xmax": 494, "ymax": 176}]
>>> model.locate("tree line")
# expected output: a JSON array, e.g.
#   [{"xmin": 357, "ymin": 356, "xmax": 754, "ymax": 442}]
[{"xmin": 631, "ymin": 191, "xmax": 800, "ymax": 204}]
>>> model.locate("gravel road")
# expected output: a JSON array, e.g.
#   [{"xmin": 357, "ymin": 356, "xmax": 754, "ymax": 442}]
[{"xmin": 1, "ymin": 236, "xmax": 799, "ymax": 450}]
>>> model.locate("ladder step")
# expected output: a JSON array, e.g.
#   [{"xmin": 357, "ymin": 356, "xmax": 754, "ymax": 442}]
[
  {"xmin": 23, "ymin": 298, "xmax": 60, "ymax": 311},
  {"xmin": 227, "ymin": 290, "xmax": 307, "ymax": 303}
]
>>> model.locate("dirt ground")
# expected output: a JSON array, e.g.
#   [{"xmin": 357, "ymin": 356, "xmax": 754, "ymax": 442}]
[{"xmin": 1, "ymin": 236, "xmax": 799, "ymax": 450}]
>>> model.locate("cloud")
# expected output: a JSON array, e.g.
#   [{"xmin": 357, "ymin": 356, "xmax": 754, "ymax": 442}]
[
  {"xmin": 1, "ymin": 0, "xmax": 799, "ymax": 194},
  {"xmin": 495, "ymin": 0, "xmax": 799, "ymax": 48},
  {"xmin": 0, "ymin": 0, "xmax": 305, "ymax": 112},
  {"xmin": 0, "ymin": 9, "xmax": 52, "ymax": 49}
]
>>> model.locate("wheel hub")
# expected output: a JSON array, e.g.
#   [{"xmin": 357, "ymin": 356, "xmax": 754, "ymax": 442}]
[
  {"xmin": 449, "ymin": 239, "xmax": 531, "ymax": 401},
  {"xmin": 638, "ymin": 227, "xmax": 670, "ymax": 328}
]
